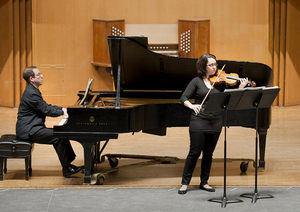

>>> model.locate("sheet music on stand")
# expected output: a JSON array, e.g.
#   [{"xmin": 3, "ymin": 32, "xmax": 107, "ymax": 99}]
[
  {"xmin": 224, "ymin": 86, "xmax": 263, "ymax": 92},
  {"xmin": 259, "ymin": 86, "xmax": 280, "ymax": 108},
  {"xmin": 223, "ymin": 86, "xmax": 280, "ymax": 110},
  {"xmin": 79, "ymin": 78, "xmax": 94, "ymax": 106},
  {"xmin": 223, "ymin": 86, "xmax": 279, "ymax": 110},
  {"xmin": 224, "ymin": 86, "xmax": 279, "ymax": 93},
  {"xmin": 206, "ymin": 86, "xmax": 279, "ymax": 112}
]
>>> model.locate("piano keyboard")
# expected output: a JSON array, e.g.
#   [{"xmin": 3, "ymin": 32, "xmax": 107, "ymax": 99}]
[{"xmin": 58, "ymin": 117, "xmax": 68, "ymax": 126}]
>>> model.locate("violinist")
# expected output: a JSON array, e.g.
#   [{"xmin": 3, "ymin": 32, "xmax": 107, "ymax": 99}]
[{"xmin": 178, "ymin": 53, "xmax": 249, "ymax": 194}]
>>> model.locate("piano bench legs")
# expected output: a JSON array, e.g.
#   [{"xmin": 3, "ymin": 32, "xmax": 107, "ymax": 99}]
[{"xmin": 0, "ymin": 134, "xmax": 34, "ymax": 181}]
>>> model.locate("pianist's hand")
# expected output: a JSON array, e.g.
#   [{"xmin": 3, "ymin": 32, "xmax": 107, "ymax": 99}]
[{"xmin": 62, "ymin": 108, "xmax": 69, "ymax": 118}]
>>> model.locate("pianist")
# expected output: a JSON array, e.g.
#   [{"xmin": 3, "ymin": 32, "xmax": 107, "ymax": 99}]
[
  {"xmin": 16, "ymin": 66, "xmax": 83, "ymax": 178},
  {"xmin": 178, "ymin": 54, "xmax": 249, "ymax": 194}
]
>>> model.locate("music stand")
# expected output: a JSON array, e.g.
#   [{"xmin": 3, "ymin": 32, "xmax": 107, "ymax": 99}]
[
  {"xmin": 240, "ymin": 87, "xmax": 280, "ymax": 203},
  {"xmin": 204, "ymin": 91, "xmax": 244, "ymax": 208}
]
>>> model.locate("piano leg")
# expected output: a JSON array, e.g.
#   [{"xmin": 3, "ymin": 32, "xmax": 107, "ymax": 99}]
[
  {"xmin": 78, "ymin": 140, "xmax": 95, "ymax": 184},
  {"xmin": 258, "ymin": 128, "xmax": 268, "ymax": 169},
  {"xmin": 74, "ymin": 134, "xmax": 118, "ymax": 184}
]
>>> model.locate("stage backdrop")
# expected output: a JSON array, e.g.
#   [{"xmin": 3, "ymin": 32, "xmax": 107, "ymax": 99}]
[{"xmin": 0, "ymin": 0, "xmax": 299, "ymax": 107}]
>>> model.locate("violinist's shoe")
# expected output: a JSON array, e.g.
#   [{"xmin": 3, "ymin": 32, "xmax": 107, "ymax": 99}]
[
  {"xmin": 178, "ymin": 185, "xmax": 188, "ymax": 195},
  {"xmin": 200, "ymin": 184, "xmax": 215, "ymax": 192}
]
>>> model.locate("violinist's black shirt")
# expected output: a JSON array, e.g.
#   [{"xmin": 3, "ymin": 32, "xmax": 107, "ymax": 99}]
[{"xmin": 180, "ymin": 76, "xmax": 227, "ymax": 132}]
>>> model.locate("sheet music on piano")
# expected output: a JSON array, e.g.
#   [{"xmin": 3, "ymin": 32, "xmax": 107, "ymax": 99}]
[
  {"xmin": 79, "ymin": 78, "xmax": 93, "ymax": 106},
  {"xmin": 59, "ymin": 78, "xmax": 94, "ymax": 126}
]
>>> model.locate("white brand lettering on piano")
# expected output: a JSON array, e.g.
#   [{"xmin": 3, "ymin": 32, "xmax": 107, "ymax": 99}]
[
  {"xmin": 75, "ymin": 116, "xmax": 108, "ymax": 126},
  {"xmin": 76, "ymin": 122, "xmax": 108, "ymax": 126}
]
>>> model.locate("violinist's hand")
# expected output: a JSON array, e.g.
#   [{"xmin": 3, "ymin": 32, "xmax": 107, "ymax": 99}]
[
  {"xmin": 239, "ymin": 77, "xmax": 249, "ymax": 88},
  {"xmin": 184, "ymin": 101, "xmax": 202, "ymax": 115},
  {"xmin": 191, "ymin": 104, "xmax": 202, "ymax": 115}
]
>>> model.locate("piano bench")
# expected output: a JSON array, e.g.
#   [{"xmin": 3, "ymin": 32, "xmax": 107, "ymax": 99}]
[{"xmin": 0, "ymin": 134, "xmax": 34, "ymax": 181}]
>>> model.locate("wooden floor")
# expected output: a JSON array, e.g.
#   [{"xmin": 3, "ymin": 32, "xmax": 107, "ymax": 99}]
[{"xmin": 0, "ymin": 105, "xmax": 299, "ymax": 189}]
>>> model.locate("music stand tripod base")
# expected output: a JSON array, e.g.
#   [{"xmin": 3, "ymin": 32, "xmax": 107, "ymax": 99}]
[
  {"xmin": 240, "ymin": 192, "xmax": 274, "ymax": 203},
  {"xmin": 208, "ymin": 196, "xmax": 243, "ymax": 208}
]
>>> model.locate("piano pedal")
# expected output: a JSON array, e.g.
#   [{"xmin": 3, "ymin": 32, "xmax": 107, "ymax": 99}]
[
  {"xmin": 240, "ymin": 161, "xmax": 249, "ymax": 173},
  {"xmin": 239, "ymin": 160, "xmax": 255, "ymax": 173},
  {"xmin": 108, "ymin": 157, "xmax": 119, "ymax": 168}
]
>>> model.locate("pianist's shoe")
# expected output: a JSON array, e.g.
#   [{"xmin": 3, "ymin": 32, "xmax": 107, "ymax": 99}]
[{"xmin": 63, "ymin": 164, "xmax": 84, "ymax": 178}]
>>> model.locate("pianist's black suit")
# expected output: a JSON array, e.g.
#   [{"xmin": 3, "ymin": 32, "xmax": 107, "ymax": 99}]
[{"xmin": 16, "ymin": 83, "xmax": 76, "ymax": 167}]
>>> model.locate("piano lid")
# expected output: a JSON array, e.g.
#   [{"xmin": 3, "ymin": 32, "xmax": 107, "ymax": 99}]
[
  {"xmin": 108, "ymin": 36, "xmax": 273, "ymax": 93},
  {"xmin": 108, "ymin": 36, "xmax": 198, "ymax": 92}
]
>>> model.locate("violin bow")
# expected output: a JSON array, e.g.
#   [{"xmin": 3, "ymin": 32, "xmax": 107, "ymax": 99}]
[{"xmin": 200, "ymin": 64, "xmax": 226, "ymax": 108}]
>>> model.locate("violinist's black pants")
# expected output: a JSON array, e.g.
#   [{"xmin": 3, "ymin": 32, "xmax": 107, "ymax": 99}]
[
  {"xmin": 181, "ymin": 131, "xmax": 220, "ymax": 185},
  {"xmin": 30, "ymin": 128, "xmax": 76, "ymax": 168}
]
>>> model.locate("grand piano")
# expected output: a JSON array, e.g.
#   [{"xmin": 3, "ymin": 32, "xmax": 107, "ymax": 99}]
[{"xmin": 53, "ymin": 36, "xmax": 273, "ymax": 184}]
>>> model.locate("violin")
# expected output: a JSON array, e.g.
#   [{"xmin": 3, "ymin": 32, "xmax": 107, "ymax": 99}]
[
  {"xmin": 200, "ymin": 64, "xmax": 256, "ymax": 108},
  {"xmin": 210, "ymin": 70, "xmax": 256, "ymax": 87}
]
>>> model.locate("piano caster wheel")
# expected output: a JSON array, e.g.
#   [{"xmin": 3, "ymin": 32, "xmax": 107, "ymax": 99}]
[
  {"xmin": 97, "ymin": 174, "xmax": 105, "ymax": 185},
  {"xmin": 108, "ymin": 157, "xmax": 119, "ymax": 168},
  {"xmin": 240, "ymin": 162, "xmax": 249, "ymax": 173}
]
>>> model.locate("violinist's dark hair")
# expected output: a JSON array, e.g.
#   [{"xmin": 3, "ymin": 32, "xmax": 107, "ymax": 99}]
[
  {"xmin": 23, "ymin": 66, "xmax": 37, "ymax": 84},
  {"xmin": 196, "ymin": 53, "xmax": 216, "ymax": 79}
]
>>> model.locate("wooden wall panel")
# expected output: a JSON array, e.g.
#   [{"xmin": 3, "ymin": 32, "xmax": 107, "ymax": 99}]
[
  {"xmin": 97, "ymin": 0, "xmax": 271, "ymax": 64},
  {"xmin": 270, "ymin": 0, "xmax": 286, "ymax": 106},
  {"xmin": 29, "ymin": 0, "xmax": 272, "ymax": 107},
  {"xmin": 13, "ymin": 0, "xmax": 21, "ymax": 107},
  {"xmin": 32, "ymin": 0, "xmax": 115, "ymax": 106},
  {"xmin": 284, "ymin": 0, "xmax": 300, "ymax": 106},
  {"xmin": 19, "ymin": 0, "xmax": 29, "ymax": 106},
  {"xmin": 279, "ymin": 0, "xmax": 287, "ymax": 106},
  {"xmin": 39, "ymin": 64, "xmax": 67, "ymax": 103},
  {"xmin": 269, "ymin": 0, "xmax": 300, "ymax": 106},
  {"xmin": 0, "ymin": 0, "xmax": 32, "ymax": 108},
  {"xmin": 92, "ymin": 19, "xmax": 125, "ymax": 67},
  {"xmin": 2, "ymin": 0, "xmax": 299, "ymax": 107},
  {"xmin": 0, "ymin": 0, "xmax": 14, "ymax": 107},
  {"xmin": 178, "ymin": 19, "xmax": 210, "ymax": 58}
]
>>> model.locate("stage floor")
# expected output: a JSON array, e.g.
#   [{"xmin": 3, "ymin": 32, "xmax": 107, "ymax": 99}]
[
  {"xmin": 1, "ymin": 187, "xmax": 300, "ymax": 212},
  {"xmin": 0, "ymin": 105, "xmax": 299, "ymax": 189}
]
